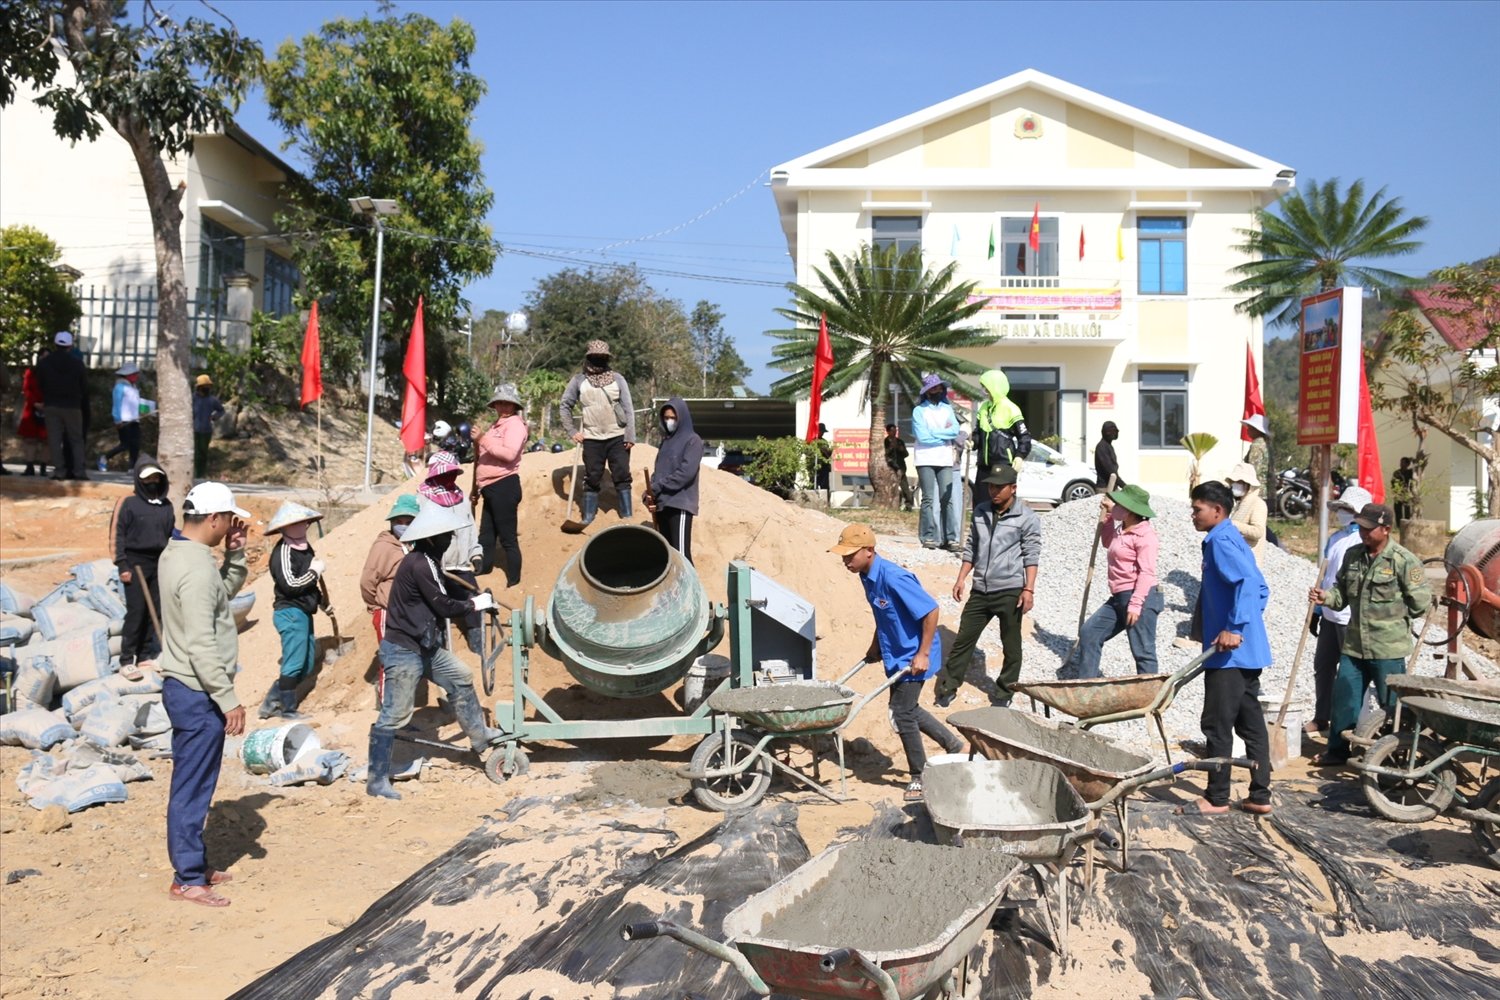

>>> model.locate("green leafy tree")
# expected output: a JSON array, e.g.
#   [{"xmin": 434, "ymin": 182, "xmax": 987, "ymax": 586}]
[
  {"xmin": 766, "ymin": 245, "xmax": 987, "ymax": 506},
  {"xmin": 262, "ymin": 10, "xmax": 496, "ymax": 395},
  {"xmin": 0, "ymin": 1, "xmax": 260, "ymax": 498},
  {"xmin": 1229, "ymin": 178, "xmax": 1428, "ymax": 329},
  {"xmin": 0, "ymin": 225, "xmax": 81, "ymax": 368},
  {"xmin": 1371, "ymin": 258, "xmax": 1500, "ymax": 516},
  {"xmin": 687, "ymin": 299, "xmax": 751, "ymax": 396}
]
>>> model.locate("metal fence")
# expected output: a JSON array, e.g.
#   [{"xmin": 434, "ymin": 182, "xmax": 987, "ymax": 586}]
[{"xmin": 72, "ymin": 284, "xmax": 226, "ymax": 369}]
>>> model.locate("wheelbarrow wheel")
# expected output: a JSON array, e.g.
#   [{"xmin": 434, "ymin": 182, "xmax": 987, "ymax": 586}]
[
  {"xmin": 690, "ymin": 733, "xmax": 771, "ymax": 812},
  {"xmin": 1361, "ymin": 732, "xmax": 1455, "ymax": 823},
  {"xmin": 1471, "ymin": 778, "xmax": 1500, "ymax": 870},
  {"xmin": 484, "ymin": 747, "xmax": 529, "ymax": 785}
]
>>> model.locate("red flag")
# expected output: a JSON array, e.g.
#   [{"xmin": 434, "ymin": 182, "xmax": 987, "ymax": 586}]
[
  {"xmin": 805, "ymin": 313, "xmax": 834, "ymax": 441},
  {"xmin": 399, "ymin": 297, "xmax": 427, "ymax": 455},
  {"xmin": 1356, "ymin": 361, "xmax": 1385, "ymax": 503},
  {"xmin": 1240, "ymin": 341, "xmax": 1265, "ymax": 442},
  {"xmin": 299, "ymin": 300, "xmax": 322, "ymax": 408},
  {"xmin": 1078, "ymin": 226, "xmax": 1085, "ymax": 261},
  {"xmin": 1029, "ymin": 203, "xmax": 1041, "ymax": 253}
]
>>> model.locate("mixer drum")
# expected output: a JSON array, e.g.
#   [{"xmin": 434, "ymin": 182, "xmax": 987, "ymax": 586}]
[
  {"xmin": 542, "ymin": 524, "xmax": 715, "ymax": 699},
  {"xmin": 1445, "ymin": 518, "xmax": 1500, "ymax": 640}
]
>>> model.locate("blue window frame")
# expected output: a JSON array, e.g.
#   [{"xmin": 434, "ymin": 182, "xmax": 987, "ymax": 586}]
[{"xmin": 1138, "ymin": 217, "xmax": 1186, "ymax": 295}]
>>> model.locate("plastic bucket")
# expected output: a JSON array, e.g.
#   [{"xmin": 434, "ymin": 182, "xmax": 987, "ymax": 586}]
[
  {"xmin": 1236, "ymin": 698, "xmax": 1301, "ymax": 762},
  {"xmin": 682, "ymin": 654, "xmax": 733, "ymax": 714},
  {"xmin": 241, "ymin": 722, "xmax": 320, "ymax": 775}
]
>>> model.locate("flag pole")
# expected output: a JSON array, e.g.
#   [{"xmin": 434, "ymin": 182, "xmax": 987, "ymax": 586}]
[{"xmin": 317, "ymin": 396, "xmax": 324, "ymax": 492}]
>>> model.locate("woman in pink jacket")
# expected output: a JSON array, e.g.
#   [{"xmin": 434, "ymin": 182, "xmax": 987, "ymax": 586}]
[
  {"xmin": 1067, "ymin": 484, "xmax": 1162, "ymax": 678},
  {"xmin": 471, "ymin": 384, "xmax": 530, "ymax": 587}
]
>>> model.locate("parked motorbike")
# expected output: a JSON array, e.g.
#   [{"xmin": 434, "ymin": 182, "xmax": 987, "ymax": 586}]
[{"xmin": 1274, "ymin": 466, "xmax": 1349, "ymax": 520}]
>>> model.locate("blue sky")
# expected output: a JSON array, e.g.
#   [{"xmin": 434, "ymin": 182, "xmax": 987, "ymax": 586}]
[{"xmin": 222, "ymin": 0, "xmax": 1499, "ymax": 391}]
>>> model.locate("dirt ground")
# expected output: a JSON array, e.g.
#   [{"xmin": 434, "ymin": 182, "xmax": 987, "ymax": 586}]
[{"xmin": 1, "ymin": 458, "xmax": 1495, "ymax": 999}]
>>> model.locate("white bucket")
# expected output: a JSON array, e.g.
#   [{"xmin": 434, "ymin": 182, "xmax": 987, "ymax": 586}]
[
  {"xmin": 241, "ymin": 722, "xmax": 321, "ymax": 774},
  {"xmin": 682, "ymin": 654, "xmax": 733, "ymax": 714},
  {"xmin": 1235, "ymin": 698, "xmax": 1302, "ymax": 763}
]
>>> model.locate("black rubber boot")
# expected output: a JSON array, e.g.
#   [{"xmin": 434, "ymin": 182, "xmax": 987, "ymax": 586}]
[
  {"xmin": 366, "ymin": 729, "xmax": 401, "ymax": 800},
  {"xmin": 276, "ymin": 676, "xmax": 306, "ymax": 719},
  {"xmin": 448, "ymin": 685, "xmax": 501, "ymax": 753},
  {"xmin": 465, "ymin": 626, "xmax": 485, "ymax": 656},
  {"xmin": 257, "ymin": 686, "xmax": 282, "ymax": 720},
  {"xmin": 617, "ymin": 489, "xmax": 633, "ymax": 519},
  {"xmin": 580, "ymin": 490, "xmax": 599, "ymax": 526}
]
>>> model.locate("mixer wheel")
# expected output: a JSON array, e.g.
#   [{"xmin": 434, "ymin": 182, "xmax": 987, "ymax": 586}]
[
  {"xmin": 690, "ymin": 733, "xmax": 772, "ymax": 812},
  {"xmin": 485, "ymin": 747, "xmax": 530, "ymax": 785},
  {"xmin": 1361, "ymin": 733, "xmax": 1455, "ymax": 822}
]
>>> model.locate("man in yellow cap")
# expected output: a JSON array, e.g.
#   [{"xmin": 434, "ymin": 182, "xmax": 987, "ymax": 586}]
[
  {"xmin": 192, "ymin": 374, "xmax": 225, "ymax": 479},
  {"xmin": 831, "ymin": 523, "xmax": 964, "ymax": 801}
]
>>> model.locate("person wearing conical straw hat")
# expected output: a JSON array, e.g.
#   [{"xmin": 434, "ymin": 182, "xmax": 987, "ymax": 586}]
[
  {"xmin": 1063, "ymin": 485, "xmax": 1163, "ymax": 679},
  {"xmin": 258, "ymin": 501, "xmax": 326, "ymax": 720},
  {"xmin": 366, "ymin": 501, "xmax": 502, "ymax": 800}
]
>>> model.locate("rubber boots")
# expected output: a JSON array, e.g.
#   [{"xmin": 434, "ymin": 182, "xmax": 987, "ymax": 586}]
[
  {"xmin": 276, "ymin": 676, "xmax": 306, "ymax": 719},
  {"xmin": 580, "ymin": 490, "xmax": 599, "ymax": 526},
  {"xmin": 366, "ymin": 729, "xmax": 401, "ymax": 800},
  {"xmin": 448, "ymin": 685, "xmax": 502, "ymax": 753},
  {"xmin": 617, "ymin": 488, "xmax": 633, "ymax": 520},
  {"xmin": 257, "ymin": 686, "xmax": 282, "ymax": 721},
  {"xmin": 465, "ymin": 626, "xmax": 485, "ymax": 656}
]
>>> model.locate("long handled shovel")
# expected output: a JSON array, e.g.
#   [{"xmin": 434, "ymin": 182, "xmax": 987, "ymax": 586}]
[
  {"xmin": 560, "ymin": 446, "xmax": 587, "ymax": 534},
  {"xmin": 1269, "ymin": 557, "xmax": 1328, "ymax": 769},
  {"xmin": 1061, "ymin": 475, "xmax": 1116, "ymax": 673},
  {"xmin": 128, "ymin": 564, "xmax": 163, "ymax": 682},
  {"xmin": 317, "ymin": 577, "xmax": 354, "ymax": 663}
]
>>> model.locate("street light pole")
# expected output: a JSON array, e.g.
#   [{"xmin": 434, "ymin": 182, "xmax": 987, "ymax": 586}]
[{"xmin": 349, "ymin": 196, "xmax": 401, "ymax": 491}]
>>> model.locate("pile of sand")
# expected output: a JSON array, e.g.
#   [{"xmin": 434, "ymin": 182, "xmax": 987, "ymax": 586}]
[{"xmin": 232, "ymin": 447, "xmax": 881, "ymax": 728}]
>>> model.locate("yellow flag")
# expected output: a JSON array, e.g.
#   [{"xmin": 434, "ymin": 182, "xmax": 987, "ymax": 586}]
[{"xmin": 1116, "ymin": 225, "xmax": 1124, "ymax": 261}]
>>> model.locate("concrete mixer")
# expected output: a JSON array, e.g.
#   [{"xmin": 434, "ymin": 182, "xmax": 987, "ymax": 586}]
[
  {"xmin": 482, "ymin": 524, "xmax": 820, "ymax": 781},
  {"xmin": 1443, "ymin": 519, "xmax": 1500, "ymax": 678}
]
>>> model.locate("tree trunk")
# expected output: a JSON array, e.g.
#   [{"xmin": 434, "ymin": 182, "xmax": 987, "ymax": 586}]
[
  {"xmin": 865, "ymin": 358, "xmax": 898, "ymax": 507},
  {"xmin": 1489, "ymin": 452, "xmax": 1500, "ymax": 518}
]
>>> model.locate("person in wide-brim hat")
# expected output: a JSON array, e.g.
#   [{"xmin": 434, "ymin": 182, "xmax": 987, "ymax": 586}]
[
  {"xmin": 1225, "ymin": 461, "xmax": 1268, "ymax": 566},
  {"xmin": 1061, "ymin": 483, "xmax": 1164, "ymax": 681},
  {"xmin": 560, "ymin": 335, "xmax": 636, "ymax": 527},
  {"xmin": 260, "ymin": 500, "xmax": 328, "ymax": 721}
]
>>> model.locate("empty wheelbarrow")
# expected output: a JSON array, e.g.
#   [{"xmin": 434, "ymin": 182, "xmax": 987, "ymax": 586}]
[
  {"xmin": 1011, "ymin": 648, "xmax": 1214, "ymax": 761},
  {"xmin": 621, "ymin": 839, "xmax": 1023, "ymax": 1000}
]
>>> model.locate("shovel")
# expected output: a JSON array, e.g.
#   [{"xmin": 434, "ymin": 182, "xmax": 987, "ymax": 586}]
[
  {"xmin": 317, "ymin": 577, "xmax": 354, "ymax": 664},
  {"xmin": 125, "ymin": 564, "xmax": 164, "ymax": 683},
  {"xmin": 1061, "ymin": 474, "xmax": 1116, "ymax": 672},
  {"xmin": 560, "ymin": 446, "xmax": 587, "ymax": 534},
  {"xmin": 1269, "ymin": 557, "xmax": 1327, "ymax": 769}
]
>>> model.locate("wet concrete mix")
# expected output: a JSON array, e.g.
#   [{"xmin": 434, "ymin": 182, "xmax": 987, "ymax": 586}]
[
  {"xmin": 755, "ymin": 840, "xmax": 1020, "ymax": 953},
  {"xmin": 711, "ymin": 682, "xmax": 851, "ymax": 714}
]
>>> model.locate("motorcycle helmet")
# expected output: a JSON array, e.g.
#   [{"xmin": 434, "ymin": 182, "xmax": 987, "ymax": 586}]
[{"xmin": 432, "ymin": 419, "xmax": 452, "ymax": 440}]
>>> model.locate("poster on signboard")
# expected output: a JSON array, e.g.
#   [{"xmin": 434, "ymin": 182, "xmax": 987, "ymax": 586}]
[
  {"xmin": 1296, "ymin": 287, "xmax": 1362, "ymax": 445},
  {"xmin": 831, "ymin": 428, "xmax": 871, "ymax": 475}
]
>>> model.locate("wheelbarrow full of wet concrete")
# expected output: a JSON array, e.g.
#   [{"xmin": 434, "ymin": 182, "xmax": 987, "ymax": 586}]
[{"xmin": 621, "ymin": 839, "xmax": 1023, "ymax": 1000}]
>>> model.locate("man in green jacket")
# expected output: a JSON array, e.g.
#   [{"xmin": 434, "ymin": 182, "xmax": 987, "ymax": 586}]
[
  {"xmin": 158, "ymin": 482, "xmax": 250, "ymax": 907},
  {"xmin": 1308, "ymin": 502, "xmax": 1432, "ymax": 765}
]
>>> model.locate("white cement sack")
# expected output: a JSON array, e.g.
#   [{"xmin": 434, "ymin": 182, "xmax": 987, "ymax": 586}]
[
  {"xmin": 80, "ymin": 586, "xmax": 127, "ymax": 622},
  {"xmin": 108, "ymin": 635, "xmax": 122, "ymax": 657},
  {"xmin": 69, "ymin": 560, "xmax": 120, "ymax": 589},
  {"xmin": 34, "ymin": 581, "xmax": 83, "ymax": 610},
  {"xmin": 80, "ymin": 701, "xmax": 138, "ymax": 748},
  {"xmin": 1, "ymin": 614, "xmax": 35, "ymax": 644},
  {"xmin": 12, "ymin": 658, "xmax": 57, "ymax": 708},
  {"xmin": 132, "ymin": 699, "xmax": 170, "ymax": 737},
  {"xmin": 0, "ymin": 708, "xmax": 74, "ymax": 749},
  {"xmin": 26, "ymin": 629, "xmax": 114, "ymax": 691},
  {"xmin": 62, "ymin": 672, "xmax": 163, "ymax": 719},
  {"xmin": 0, "ymin": 582, "xmax": 38, "ymax": 617},
  {"xmin": 33, "ymin": 602, "xmax": 111, "ymax": 642},
  {"xmin": 25, "ymin": 763, "xmax": 127, "ymax": 812}
]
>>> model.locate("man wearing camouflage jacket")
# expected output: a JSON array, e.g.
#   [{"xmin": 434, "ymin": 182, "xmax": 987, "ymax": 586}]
[{"xmin": 1309, "ymin": 502, "xmax": 1432, "ymax": 765}]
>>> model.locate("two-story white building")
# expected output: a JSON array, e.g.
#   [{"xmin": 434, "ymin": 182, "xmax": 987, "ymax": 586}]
[{"xmin": 772, "ymin": 68, "xmax": 1293, "ymax": 499}]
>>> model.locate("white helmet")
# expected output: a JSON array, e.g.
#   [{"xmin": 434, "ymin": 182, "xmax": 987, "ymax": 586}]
[
  {"xmin": 432, "ymin": 420, "xmax": 452, "ymax": 439},
  {"xmin": 402, "ymin": 499, "xmax": 472, "ymax": 543}
]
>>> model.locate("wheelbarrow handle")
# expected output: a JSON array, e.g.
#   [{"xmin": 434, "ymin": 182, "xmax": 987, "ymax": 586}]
[
  {"xmin": 821, "ymin": 949, "xmax": 901, "ymax": 1000},
  {"xmin": 619, "ymin": 919, "xmax": 771, "ymax": 996},
  {"xmin": 844, "ymin": 670, "xmax": 906, "ymax": 727},
  {"xmin": 1090, "ymin": 756, "xmax": 1256, "ymax": 809},
  {"xmin": 836, "ymin": 657, "xmax": 873, "ymax": 686}
]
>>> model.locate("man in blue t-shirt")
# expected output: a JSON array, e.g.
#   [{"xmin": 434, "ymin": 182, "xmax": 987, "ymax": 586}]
[{"xmin": 831, "ymin": 523, "xmax": 965, "ymax": 801}]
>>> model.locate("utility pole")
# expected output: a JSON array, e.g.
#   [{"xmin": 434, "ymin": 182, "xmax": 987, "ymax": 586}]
[{"xmin": 349, "ymin": 196, "xmax": 401, "ymax": 491}]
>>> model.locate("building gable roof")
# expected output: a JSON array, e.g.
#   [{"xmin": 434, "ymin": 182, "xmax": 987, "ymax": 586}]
[{"xmin": 1410, "ymin": 286, "xmax": 1500, "ymax": 352}]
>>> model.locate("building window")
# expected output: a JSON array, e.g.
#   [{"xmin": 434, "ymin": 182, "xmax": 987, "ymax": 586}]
[
  {"xmin": 1001, "ymin": 217, "xmax": 1058, "ymax": 276},
  {"xmin": 1139, "ymin": 369, "xmax": 1188, "ymax": 448},
  {"xmin": 263, "ymin": 252, "xmax": 300, "ymax": 317},
  {"xmin": 197, "ymin": 217, "xmax": 244, "ymax": 306},
  {"xmin": 1138, "ymin": 217, "xmax": 1186, "ymax": 294},
  {"xmin": 872, "ymin": 215, "xmax": 921, "ymax": 257}
]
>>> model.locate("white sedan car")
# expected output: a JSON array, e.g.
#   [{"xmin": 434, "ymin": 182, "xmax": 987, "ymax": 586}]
[{"xmin": 1018, "ymin": 441, "xmax": 1099, "ymax": 506}]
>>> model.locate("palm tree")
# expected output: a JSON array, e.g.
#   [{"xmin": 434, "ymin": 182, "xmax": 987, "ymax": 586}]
[
  {"xmin": 767, "ymin": 245, "xmax": 989, "ymax": 506},
  {"xmin": 1229, "ymin": 178, "xmax": 1429, "ymax": 328}
]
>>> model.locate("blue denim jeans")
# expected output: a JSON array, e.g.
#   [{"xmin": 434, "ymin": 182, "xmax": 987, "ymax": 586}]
[
  {"xmin": 374, "ymin": 640, "xmax": 478, "ymax": 732},
  {"xmin": 916, "ymin": 464, "xmax": 954, "ymax": 547},
  {"xmin": 1071, "ymin": 587, "xmax": 1164, "ymax": 678},
  {"xmin": 943, "ymin": 469, "xmax": 964, "ymax": 545}
]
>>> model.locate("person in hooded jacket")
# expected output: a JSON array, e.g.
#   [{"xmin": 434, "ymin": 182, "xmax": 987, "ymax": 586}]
[
  {"xmin": 260, "ymin": 502, "xmax": 326, "ymax": 720},
  {"xmin": 971, "ymin": 369, "xmax": 1031, "ymax": 502},
  {"xmin": 113, "ymin": 455, "xmax": 175, "ymax": 681},
  {"xmin": 419, "ymin": 451, "xmax": 487, "ymax": 652},
  {"xmin": 367, "ymin": 503, "xmax": 501, "ymax": 800},
  {"xmin": 360, "ymin": 494, "xmax": 421, "ymax": 642},
  {"xmin": 645, "ymin": 397, "xmax": 704, "ymax": 563}
]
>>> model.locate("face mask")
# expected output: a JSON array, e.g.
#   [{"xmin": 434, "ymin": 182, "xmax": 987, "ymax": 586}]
[
  {"xmin": 142, "ymin": 477, "xmax": 165, "ymax": 497},
  {"xmin": 391, "ymin": 523, "xmax": 409, "ymax": 539},
  {"xmin": 586, "ymin": 356, "xmax": 609, "ymax": 369},
  {"xmin": 1335, "ymin": 510, "xmax": 1355, "ymax": 527},
  {"xmin": 664, "ymin": 418, "xmax": 677, "ymax": 433},
  {"xmin": 1231, "ymin": 483, "xmax": 1248, "ymax": 498}
]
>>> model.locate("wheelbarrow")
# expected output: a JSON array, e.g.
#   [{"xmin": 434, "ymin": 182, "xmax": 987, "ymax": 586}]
[
  {"xmin": 948, "ymin": 706, "xmax": 1254, "ymax": 877},
  {"xmin": 1343, "ymin": 673, "xmax": 1500, "ymax": 755},
  {"xmin": 684, "ymin": 660, "xmax": 903, "ymax": 812},
  {"xmin": 1011, "ymin": 649, "xmax": 1213, "ymax": 762},
  {"xmin": 1356, "ymin": 694, "xmax": 1500, "ymax": 867},
  {"xmin": 621, "ymin": 840, "xmax": 1024, "ymax": 999}
]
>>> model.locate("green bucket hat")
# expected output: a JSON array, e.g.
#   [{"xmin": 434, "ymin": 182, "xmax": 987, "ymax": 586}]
[
  {"xmin": 386, "ymin": 493, "xmax": 421, "ymax": 521},
  {"xmin": 1109, "ymin": 484, "xmax": 1155, "ymax": 519}
]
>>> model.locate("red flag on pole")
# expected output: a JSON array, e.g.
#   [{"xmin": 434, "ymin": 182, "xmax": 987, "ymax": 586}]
[
  {"xmin": 805, "ymin": 312, "xmax": 834, "ymax": 441},
  {"xmin": 1029, "ymin": 203, "xmax": 1041, "ymax": 253},
  {"xmin": 399, "ymin": 297, "xmax": 427, "ymax": 455},
  {"xmin": 1078, "ymin": 226, "xmax": 1085, "ymax": 261},
  {"xmin": 299, "ymin": 300, "xmax": 322, "ymax": 408},
  {"xmin": 1356, "ymin": 361, "xmax": 1385, "ymax": 502},
  {"xmin": 1240, "ymin": 340, "xmax": 1265, "ymax": 442}
]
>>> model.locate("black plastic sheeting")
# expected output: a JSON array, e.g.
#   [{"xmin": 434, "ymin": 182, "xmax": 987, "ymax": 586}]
[{"xmin": 236, "ymin": 781, "xmax": 1499, "ymax": 999}]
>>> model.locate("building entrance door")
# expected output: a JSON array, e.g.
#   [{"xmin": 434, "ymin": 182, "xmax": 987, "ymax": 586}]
[
  {"xmin": 1059, "ymin": 390, "xmax": 1087, "ymax": 462},
  {"xmin": 1001, "ymin": 367, "xmax": 1060, "ymax": 450}
]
